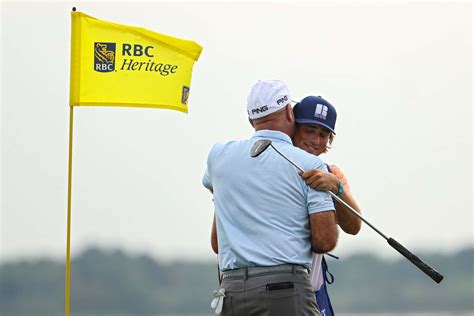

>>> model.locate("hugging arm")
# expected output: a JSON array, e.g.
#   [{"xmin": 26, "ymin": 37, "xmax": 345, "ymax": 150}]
[
  {"xmin": 309, "ymin": 210, "xmax": 338, "ymax": 253},
  {"xmin": 211, "ymin": 212, "xmax": 218, "ymax": 254},
  {"xmin": 301, "ymin": 168, "xmax": 362, "ymax": 235}
]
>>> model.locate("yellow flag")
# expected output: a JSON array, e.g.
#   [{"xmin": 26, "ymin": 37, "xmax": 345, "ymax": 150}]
[{"xmin": 70, "ymin": 11, "xmax": 203, "ymax": 113}]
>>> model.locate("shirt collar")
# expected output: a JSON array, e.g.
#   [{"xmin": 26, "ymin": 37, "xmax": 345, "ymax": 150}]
[{"xmin": 252, "ymin": 130, "xmax": 293, "ymax": 145}]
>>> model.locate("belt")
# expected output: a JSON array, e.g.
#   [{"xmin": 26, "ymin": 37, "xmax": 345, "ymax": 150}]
[{"xmin": 222, "ymin": 264, "xmax": 309, "ymax": 280}]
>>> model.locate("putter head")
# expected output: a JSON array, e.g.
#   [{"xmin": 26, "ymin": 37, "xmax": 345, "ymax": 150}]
[{"xmin": 250, "ymin": 139, "xmax": 272, "ymax": 158}]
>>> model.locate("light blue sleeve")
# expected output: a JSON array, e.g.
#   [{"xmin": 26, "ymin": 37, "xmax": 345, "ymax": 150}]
[
  {"xmin": 202, "ymin": 168, "xmax": 212, "ymax": 191},
  {"xmin": 306, "ymin": 159, "xmax": 336, "ymax": 215},
  {"xmin": 202, "ymin": 150, "xmax": 213, "ymax": 191},
  {"xmin": 202, "ymin": 142, "xmax": 224, "ymax": 191}
]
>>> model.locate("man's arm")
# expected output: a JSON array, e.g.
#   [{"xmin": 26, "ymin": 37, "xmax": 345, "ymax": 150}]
[
  {"xmin": 309, "ymin": 210, "xmax": 338, "ymax": 253},
  {"xmin": 211, "ymin": 212, "xmax": 218, "ymax": 254},
  {"xmin": 301, "ymin": 168, "xmax": 362, "ymax": 235},
  {"xmin": 333, "ymin": 185, "xmax": 361, "ymax": 235}
]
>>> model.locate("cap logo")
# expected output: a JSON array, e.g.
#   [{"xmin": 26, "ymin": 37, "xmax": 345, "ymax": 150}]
[
  {"xmin": 314, "ymin": 104, "xmax": 328, "ymax": 120},
  {"xmin": 276, "ymin": 95, "xmax": 289, "ymax": 105},
  {"xmin": 251, "ymin": 105, "xmax": 268, "ymax": 115}
]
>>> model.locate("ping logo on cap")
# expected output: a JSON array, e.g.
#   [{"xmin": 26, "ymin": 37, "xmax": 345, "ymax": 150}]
[
  {"xmin": 94, "ymin": 42, "xmax": 116, "ymax": 72},
  {"xmin": 314, "ymin": 104, "xmax": 328, "ymax": 120},
  {"xmin": 250, "ymin": 105, "xmax": 269, "ymax": 115},
  {"xmin": 276, "ymin": 95, "xmax": 289, "ymax": 105}
]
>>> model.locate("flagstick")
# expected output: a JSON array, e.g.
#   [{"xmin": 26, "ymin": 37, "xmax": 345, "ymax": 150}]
[
  {"xmin": 65, "ymin": 105, "xmax": 74, "ymax": 316},
  {"xmin": 66, "ymin": 8, "xmax": 76, "ymax": 315}
]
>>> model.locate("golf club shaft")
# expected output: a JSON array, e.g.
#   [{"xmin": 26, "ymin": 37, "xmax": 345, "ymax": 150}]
[
  {"xmin": 270, "ymin": 144, "xmax": 305, "ymax": 172},
  {"xmin": 270, "ymin": 144, "xmax": 387, "ymax": 239},
  {"xmin": 269, "ymin": 143, "xmax": 444, "ymax": 283},
  {"xmin": 327, "ymin": 191, "xmax": 388, "ymax": 239}
]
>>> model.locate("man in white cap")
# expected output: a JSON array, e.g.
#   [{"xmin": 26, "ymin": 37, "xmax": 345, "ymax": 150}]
[{"xmin": 203, "ymin": 80, "xmax": 338, "ymax": 315}]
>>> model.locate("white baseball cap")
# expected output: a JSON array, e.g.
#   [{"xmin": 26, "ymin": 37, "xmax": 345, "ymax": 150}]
[{"xmin": 247, "ymin": 80, "xmax": 292, "ymax": 119}]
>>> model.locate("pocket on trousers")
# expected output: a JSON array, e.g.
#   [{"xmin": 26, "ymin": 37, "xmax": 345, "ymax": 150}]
[{"xmin": 261, "ymin": 288, "xmax": 298, "ymax": 316}]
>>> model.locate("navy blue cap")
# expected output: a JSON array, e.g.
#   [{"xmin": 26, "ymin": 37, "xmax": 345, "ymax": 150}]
[{"xmin": 293, "ymin": 96, "xmax": 337, "ymax": 134}]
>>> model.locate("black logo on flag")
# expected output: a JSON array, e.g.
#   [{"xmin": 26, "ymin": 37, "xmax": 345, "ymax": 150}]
[
  {"xmin": 94, "ymin": 42, "xmax": 116, "ymax": 72},
  {"xmin": 182, "ymin": 86, "xmax": 190, "ymax": 105}
]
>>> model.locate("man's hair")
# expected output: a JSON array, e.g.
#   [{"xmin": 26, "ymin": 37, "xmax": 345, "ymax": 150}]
[{"xmin": 324, "ymin": 133, "xmax": 335, "ymax": 154}]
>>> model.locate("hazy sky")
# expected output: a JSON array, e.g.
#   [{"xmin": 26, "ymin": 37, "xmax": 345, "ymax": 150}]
[{"xmin": 1, "ymin": 1, "xmax": 472, "ymax": 262}]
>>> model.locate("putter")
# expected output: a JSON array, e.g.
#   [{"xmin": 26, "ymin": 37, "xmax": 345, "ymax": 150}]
[{"xmin": 250, "ymin": 139, "xmax": 444, "ymax": 284}]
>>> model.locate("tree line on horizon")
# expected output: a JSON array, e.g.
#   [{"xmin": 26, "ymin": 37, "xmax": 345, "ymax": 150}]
[{"xmin": 1, "ymin": 246, "xmax": 473, "ymax": 315}]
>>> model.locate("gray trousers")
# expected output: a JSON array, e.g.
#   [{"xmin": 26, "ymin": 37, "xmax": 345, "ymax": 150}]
[{"xmin": 220, "ymin": 269, "xmax": 320, "ymax": 316}]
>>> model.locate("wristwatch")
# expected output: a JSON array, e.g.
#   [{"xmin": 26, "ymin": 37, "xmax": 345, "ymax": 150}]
[{"xmin": 336, "ymin": 180, "xmax": 344, "ymax": 197}]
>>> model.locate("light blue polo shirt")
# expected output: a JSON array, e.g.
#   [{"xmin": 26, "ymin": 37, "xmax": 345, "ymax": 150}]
[{"xmin": 202, "ymin": 130, "xmax": 335, "ymax": 270}]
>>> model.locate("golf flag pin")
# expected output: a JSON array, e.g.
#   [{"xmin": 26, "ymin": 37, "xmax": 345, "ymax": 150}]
[
  {"xmin": 70, "ymin": 11, "xmax": 203, "ymax": 113},
  {"xmin": 65, "ymin": 10, "xmax": 203, "ymax": 316}
]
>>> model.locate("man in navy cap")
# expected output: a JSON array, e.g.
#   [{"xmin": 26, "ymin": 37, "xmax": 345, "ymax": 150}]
[{"xmin": 293, "ymin": 95, "xmax": 363, "ymax": 316}]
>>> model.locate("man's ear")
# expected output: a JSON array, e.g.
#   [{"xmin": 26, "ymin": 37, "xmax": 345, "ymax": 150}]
[
  {"xmin": 287, "ymin": 104, "xmax": 295, "ymax": 123},
  {"xmin": 248, "ymin": 117, "xmax": 254, "ymax": 127}
]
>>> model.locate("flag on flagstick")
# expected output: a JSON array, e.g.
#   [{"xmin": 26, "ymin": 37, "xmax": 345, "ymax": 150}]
[
  {"xmin": 70, "ymin": 11, "xmax": 203, "ymax": 112},
  {"xmin": 65, "ymin": 10, "xmax": 203, "ymax": 316}
]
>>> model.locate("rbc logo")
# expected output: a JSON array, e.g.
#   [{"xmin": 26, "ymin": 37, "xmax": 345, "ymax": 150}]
[
  {"xmin": 182, "ymin": 86, "xmax": 190, "ymax": 105},
  {"xmin": 94, "ymin": 42, "xmax": 116, "ymax": 72}
]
